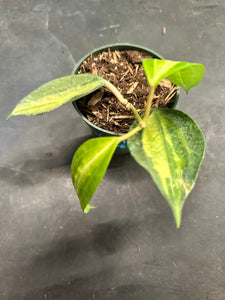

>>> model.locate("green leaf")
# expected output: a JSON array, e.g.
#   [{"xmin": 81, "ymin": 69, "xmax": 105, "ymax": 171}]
[
  {"xmin": 128, "ymin": 109, "xmax": 205, "ymax": 228},
  {"xmin": 127, "ymin": 119, "xmax": 152, "ymax": 170},
  {"xmin": 142, "ymin": 59, "xmax": 204, "ymax": 92},
  {"xmin": 7, "ymin": 74, "xmax": 106, "ymax": 118},
  {"xmin": 71, "ymin": 137, "xmax": 118, "ymax": 212}
]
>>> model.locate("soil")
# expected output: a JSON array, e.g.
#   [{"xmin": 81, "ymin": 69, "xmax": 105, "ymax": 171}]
[{"xmin": 77, "ymin": 49, "xmax": 178, "ymax": 133}]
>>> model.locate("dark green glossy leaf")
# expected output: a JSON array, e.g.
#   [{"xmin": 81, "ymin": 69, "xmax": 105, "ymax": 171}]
[
  {"xmin": 8, "ymin": 74, "xmax": 106, "ymax": 118},
  {"xmin": 71, "ymin": 137, "xmax": 118, "ymax": 213},
  {"xmin": 142, "ymin": 59, "xmax": 204, "ymax": 92},
  {"xmin": 128, "ymin": 109, "xmax": 205, "ymax": 227}
]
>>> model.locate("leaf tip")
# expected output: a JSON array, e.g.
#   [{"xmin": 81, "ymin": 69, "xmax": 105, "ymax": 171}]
[
  {"xmin": 83, "ymin": 204, "xmax": 95, "ymax": 214},
  {"xmin": 176, "ymin": 220, "xmax": 181, "ymax": 229},
  {"xmin": 172, "ymin": 206, "xmax": 182, "ymax": 229},
  {"xmin": 7, "ymin": 113, "xmax": 13, "ymax": 120}
]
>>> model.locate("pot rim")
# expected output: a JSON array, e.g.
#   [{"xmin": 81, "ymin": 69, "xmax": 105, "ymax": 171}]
[{"xmin": 72, "ymin": 43, "xmax": 179, "ymax": 136}]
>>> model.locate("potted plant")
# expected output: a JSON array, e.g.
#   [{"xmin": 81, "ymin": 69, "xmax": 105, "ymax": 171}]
[
  {"xmin": 71, "ymin": 44, "xmax": 180, "ymax": 154},
  {"xmin": 7, "ymin": 44, "xmax": 205, "ymax": 228}
]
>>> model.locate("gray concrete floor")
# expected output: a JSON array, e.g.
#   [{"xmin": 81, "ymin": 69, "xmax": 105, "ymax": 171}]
[{"xmin": 1, "ymin": 0, "xmax": 225, "ymax": 299}]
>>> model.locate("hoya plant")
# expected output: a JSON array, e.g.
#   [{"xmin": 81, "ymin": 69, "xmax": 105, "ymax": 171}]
[{"xmin": 8, "ymin": 59, "xmax": 205, "ymax": 228}]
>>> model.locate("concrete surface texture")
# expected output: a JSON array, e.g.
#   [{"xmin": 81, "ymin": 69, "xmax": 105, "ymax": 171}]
[{"xmin": 1, "ymin": 0, "xmax": 225, "ymax": 299}]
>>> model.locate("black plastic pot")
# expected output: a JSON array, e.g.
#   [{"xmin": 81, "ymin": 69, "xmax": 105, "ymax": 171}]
[{"xmin": 72, "ymin": 43, "xmax": 179, "ymax": 154}]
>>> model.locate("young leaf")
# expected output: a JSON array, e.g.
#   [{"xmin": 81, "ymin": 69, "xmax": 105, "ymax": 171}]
[
  {"xmin": 7, "ymin": 74, "xmax": 106, "ymax": 118},
  {"xmin": 142, "ymin": 59, "xmax": 204, "ymax": 92},
  {"xmin": 71, "ymin": 137, "xmax": 118, "ymax": 213},
  {"xmin": 128, "ymin": 109, "xmax": 205, "ymax": 228}
]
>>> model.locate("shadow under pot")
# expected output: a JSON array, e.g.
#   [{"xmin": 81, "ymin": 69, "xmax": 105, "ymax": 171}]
[{"xmin": 72, "ymin": 43, "xmax": 179, "ymax": 154}]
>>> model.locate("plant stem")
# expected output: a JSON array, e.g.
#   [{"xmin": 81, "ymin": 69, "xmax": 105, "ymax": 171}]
[
  {"xmin": 104, "ymin": 81, "xmax": 142, "ymax": 124},
  {"xmin": 104, "ymin": 80, "xmax": 155, "ymax": 143},
  {"xmin": 117, "ymin": 125, "xmax": 143, "ymax": 143},
  {"xmin": 142, "ymin": 85, "xmax": 156, "ymax": 123},
  {"xmin": 130, "ymin": 105, "xmax": 143, "ymax": 124}
]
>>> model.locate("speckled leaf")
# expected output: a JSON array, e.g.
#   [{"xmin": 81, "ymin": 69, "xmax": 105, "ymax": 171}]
[
  {"xmin": 71, "ymin": 137, "xmax": 118, "ymax": 213},
  {"xmin": 8, "ymin": 74, "xmax": 106, "ymax": 118},
  {"xmin": 142, "ymin": 59, "xmax": 204, "ymax": 92},
  {"xmin": 128, "ymin": 109, "xmax": 205, "ymax": 227}
]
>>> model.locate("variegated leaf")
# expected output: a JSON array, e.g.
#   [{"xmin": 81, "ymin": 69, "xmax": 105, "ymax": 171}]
[
  {"xmin": 71, "ymin": 137, "xmax": 118, "ymax": 213},
  {"xmin": 8, "ymin": 74, "xmax": 106, "ymax": 118},
  {"xmin": 128, "ymin": 109, "xmax": 205, "ymax": 227}
]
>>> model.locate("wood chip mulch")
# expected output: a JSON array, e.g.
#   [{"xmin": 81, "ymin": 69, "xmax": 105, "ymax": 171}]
[{"xmin": 77, "ymin": 49, "xmax": 178, "ymax": 133}]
